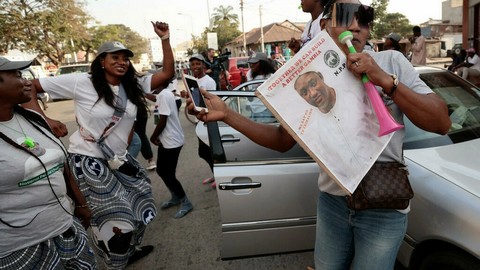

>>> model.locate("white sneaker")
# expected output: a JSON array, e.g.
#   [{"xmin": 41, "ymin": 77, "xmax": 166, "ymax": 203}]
[{"xmin": 146, "ymin": 160, "xmax": 156, "ymax": 170}]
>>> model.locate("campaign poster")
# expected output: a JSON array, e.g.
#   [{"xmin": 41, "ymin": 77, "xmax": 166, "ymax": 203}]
[{"xmin": 256, "ymin": 30, "xmax": 393, "ymax": 194}]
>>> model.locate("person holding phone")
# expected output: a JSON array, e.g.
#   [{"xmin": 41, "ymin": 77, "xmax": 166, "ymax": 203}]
[
  {"xmin": 187, "ymin": 0, "xmax": 451, "ymax": 268},
  {"xmin": 188, "ymin": 54, "xmax": 217, "ymax": 187}
]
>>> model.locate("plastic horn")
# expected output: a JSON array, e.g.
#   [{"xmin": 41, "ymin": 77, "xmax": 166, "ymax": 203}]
[{"xmin": 338, "ymin": 31, "xmax": 403, "ymax": 136}]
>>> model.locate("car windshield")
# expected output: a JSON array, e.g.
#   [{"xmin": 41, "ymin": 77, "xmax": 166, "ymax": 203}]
[
  {"xmin": 404, "ymin": 71, "xmax": 480, "ymax": 149},
  {"xmin": 56, "ymin": 64, "xmax": 90, "ymax": 75}
]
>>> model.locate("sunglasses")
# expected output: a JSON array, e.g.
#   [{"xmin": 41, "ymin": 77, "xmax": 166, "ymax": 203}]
[{"xmin": 324, "ymin": 3, "xmax": 374, "ymax": 28}]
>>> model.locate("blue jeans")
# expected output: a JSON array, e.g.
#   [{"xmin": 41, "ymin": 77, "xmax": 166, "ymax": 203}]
[
  {"xmin": 127, "ymin": 132, "xmax": 141, "ymax": 158},
  {"xmin": 314, "ymin": 192, "xmax": 407, "ymax": 270}
]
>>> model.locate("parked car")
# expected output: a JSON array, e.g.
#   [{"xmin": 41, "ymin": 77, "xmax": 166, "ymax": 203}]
[
  {"xmin": 223, "ymin": 57, "xmax": 250, "ymax": 89},
  {"xmin": 55, "ymin": 63, "xmax": 90, "ymax": 76},
  {"xmin": 197, "ymin": 66, "xmax": 480, "ymax": 269}
]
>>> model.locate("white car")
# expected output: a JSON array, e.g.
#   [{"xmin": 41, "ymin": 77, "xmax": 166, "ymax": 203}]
[{"xmin": 197, "ymin": 66, "xmax": 480, "ymax": 269}]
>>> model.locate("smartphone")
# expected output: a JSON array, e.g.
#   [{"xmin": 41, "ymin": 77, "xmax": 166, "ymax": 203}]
[{"xmin": 182, "ymin": 74, "xmax": 209, "ymax": 112}]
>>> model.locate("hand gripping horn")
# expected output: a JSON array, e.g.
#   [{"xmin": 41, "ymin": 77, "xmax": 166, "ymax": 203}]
[{"xmin": 338, "ymin": 31, "xmax": 403, "ymax": 136}]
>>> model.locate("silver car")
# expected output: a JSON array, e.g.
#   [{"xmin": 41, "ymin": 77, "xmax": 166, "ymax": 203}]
[{"xmin": 197, "ymin": 66, "xmax": 480, "ymax": 269}]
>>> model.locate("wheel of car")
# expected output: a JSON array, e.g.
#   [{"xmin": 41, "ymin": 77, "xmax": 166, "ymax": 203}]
[
  {"xmin": 454, "ymin": 47, "xmax": 461, "ymax": 55},
  {"xmin": 418, "ymin": 250, "xmax": 480, "ymax": 270}
]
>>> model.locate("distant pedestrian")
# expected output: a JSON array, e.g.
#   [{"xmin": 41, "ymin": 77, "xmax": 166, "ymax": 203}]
[{"xmin": 409, "ymin": 26, "xmax": 427, "ymax": 65}]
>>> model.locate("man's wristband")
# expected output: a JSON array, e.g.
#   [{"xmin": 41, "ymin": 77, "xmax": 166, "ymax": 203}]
[
  {"xmin": 160, "ymin": 34, "xmax": 170, "ymax": 40},
  {"xmin": 75, "ymin": 204, "xmax": 88, "ymax": 208}
]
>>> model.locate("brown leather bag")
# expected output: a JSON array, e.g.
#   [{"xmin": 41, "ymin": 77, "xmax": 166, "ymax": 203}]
[{"xmin": 346, "ymin": 162, "xmax": 414, "ymax": 210}]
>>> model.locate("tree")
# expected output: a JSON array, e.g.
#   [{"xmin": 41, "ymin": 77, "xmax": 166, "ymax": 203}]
[
  {"xmin": 212, "ymin": 5, "xmax": 239, "ymax": 26},
  {"xmin": 192, "ymin": 5, "xmax": 241, "ymax": 54},
  {"xmin": 89, "ymin": 24, "xmax": 149, "ymax": 63},
  {"xmin": 0, "ymin": 0, "xmax": 91, "ymax": 65},
  {"xmin": 370, "ymin": 0, "xmax": 412, "ymax": 40}
]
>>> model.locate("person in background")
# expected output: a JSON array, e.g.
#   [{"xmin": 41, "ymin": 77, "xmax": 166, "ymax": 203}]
[
  {"xmin": 187, "ymin": 0, "xmax": 451, "ymax": 268},
  {"xmin": 288, "ymin": 0, "xmax": 326, "ymax": 54},
  {"xmin": 189, "ymin": 53, "xmax": 217, "ymax": 188},
  {"xmin": 23, "ymin": 21, "xmax": 175, "ymax": 269},
  {"xmin": 150, "ymin": 85, "xmax": 193, "ymax": 219},
  {"xmin": 409, "ymin": 25, "xmax": 427, "ymax": 65},
  {"xmin": 246, "ymin": 52, "xmax": 276, "ymax": 81},
  {"xmin": 445, "ymin": 49, "xmax": 466, "ymax": 72},
  {"xmin": 453, "ymin": 48, "xmax": 480, "ymax": 83},
  {"xmin": 0, "ymin": 57, "xmax": 96, "ymax": 269},
  {"xmin": 384, "ymin": 32, "xmax": 402, "ymax": 52},
  {"xmin": 205, "ymin": 48, "xmax": 221, "ymax": 90},
  {"xmin": 246, "ymin": 52, "xmax": 276, "ymax": 122}
]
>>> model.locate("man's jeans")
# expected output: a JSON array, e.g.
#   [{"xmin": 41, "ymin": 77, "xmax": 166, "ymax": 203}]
[{"xmin": 314, "ymin": 192, "xmax": 407, "ymax": 270}]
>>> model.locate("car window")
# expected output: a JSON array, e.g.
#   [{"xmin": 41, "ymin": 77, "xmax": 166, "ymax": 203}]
[
  {"xmin": 234, "ymin": 81, "xmax": 263, "ymax": 92},
  {"xmin": 236, "ymin": 58, "xmax": 249, "ymax": 69},
  {"xmin": 225, "ymin": 96, "xmax": 277, "ymax": 124},
  {"xmin": 404, "ymin": 72, "xmax": 480, "ymax": 149},
  {"xmin": 21, "ymin": 69, "xmax": 35, "ymax": 80},
  {"xmin": 56, "ymin": 65, "xmax": 90, "ymax": 75}
]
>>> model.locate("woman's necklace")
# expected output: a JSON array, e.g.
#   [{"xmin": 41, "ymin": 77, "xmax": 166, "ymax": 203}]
[{"xmin": 0, "ymin": 114, "xmax": 46, "ymax": 156}]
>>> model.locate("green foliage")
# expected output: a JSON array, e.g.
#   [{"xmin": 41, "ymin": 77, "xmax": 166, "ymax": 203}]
[
  {"xmin": 1, "ymin": 0, "xmax": 149, "ymax": 65},
  {"xmin": 370, "ymin": 0, "xmax": 412, "ymax": 40},
  {"xmin": 0, "ymin": 0, "xmax": 91, "ymax": 65},
  {"xmin": 212, "ymin": 5, "xmax": 239, "ymax": 25},
  {"xmin": 89, "ymin": 25, "xmax": 149, "ymax": 63}
]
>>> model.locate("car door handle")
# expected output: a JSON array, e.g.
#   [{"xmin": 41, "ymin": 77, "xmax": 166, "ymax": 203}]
[
  {"xmin": 218, "ymin": 182, "xmax": 262, "ymax": 190},
  {"xmin": 220, "ymin": 136, "xmax": 241, "ymax": 143}
]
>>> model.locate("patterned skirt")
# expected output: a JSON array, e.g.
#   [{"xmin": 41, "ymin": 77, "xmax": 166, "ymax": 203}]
[
  {"xmin": 69, "ymin": 153, "xmax": 157, "ymax": 269},
  {"xmin": 0, "ymin": 218, "xmax": 96, "ymax": 270}
]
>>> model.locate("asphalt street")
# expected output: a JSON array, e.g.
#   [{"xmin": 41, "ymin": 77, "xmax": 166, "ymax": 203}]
[{"xmin": 42, "ymin": 82, "xmax": 315, "ymax": 270}]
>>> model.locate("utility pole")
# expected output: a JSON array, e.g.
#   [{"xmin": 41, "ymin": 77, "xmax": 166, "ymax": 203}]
[
  {"xmin": 259, "ymin": 5, "xmax": 264, "ymax": 53},
  {"xmin": 241, "ymin": 0, "xmax": 246, "ymax": 55},
  {"xmin": 207, "ymin": 0, "xmax": 211, "ymax": 30}
]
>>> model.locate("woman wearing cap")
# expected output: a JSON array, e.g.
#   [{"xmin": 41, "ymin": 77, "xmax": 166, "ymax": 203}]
[
  {"xmin": 384, "ymin": 32, "xmax": 401, "ymax": 52},
  {"xmin": 246, "ymin": 52, "xmax": 277, "ymax": 122},
  {"xmin": 23, "ymin": 21, "xmax": 174, "ymax": 269},
  {"xmin": 188, "ymin": 0, "xmax": 451, "ymax": 268},
  {"xmin": 0, "ymin": 57, "xmax": 96, "ymax": 269}
]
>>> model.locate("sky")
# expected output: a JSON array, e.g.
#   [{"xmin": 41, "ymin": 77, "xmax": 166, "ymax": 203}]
[{"xmin": 85, "ymin": 0, "xmax": 445, "ymax": 46}]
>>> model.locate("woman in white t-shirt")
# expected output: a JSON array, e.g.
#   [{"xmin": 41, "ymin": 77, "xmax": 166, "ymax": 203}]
[
  {"xmin": 25, "ymin": 21, "xmax": 175, "ymax": 269},
  {"xmin": 0, "ymin": 58, "xmax": 96, "ymax": 269}
]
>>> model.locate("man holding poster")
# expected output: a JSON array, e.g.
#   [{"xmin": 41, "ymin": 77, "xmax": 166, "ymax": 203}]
[{"xmin": 187, "ymin": 0, "xmax": 451, "ymax": 269}]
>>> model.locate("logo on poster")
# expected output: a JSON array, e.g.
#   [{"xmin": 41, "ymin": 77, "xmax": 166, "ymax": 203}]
[{"xmin": 324, "ymin": 50, "xmax": 340, "ymax": 68}]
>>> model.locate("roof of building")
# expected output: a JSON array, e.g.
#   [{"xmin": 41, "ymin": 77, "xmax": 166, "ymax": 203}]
[{"xmin": 227, "ymin": 20, "xmax": 303, "ymax": 46}]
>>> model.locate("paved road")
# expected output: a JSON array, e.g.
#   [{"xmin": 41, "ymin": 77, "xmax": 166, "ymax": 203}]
[{"xmin": 42, "ymin": 91, "xmax": 314, "ymax": 270}]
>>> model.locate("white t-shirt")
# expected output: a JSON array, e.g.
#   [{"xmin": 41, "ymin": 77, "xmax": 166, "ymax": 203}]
[
  {"xmin": 164, "ymin": 79, "xmax": 180, "ymax": 100},
  {"xmin": 196, "ymin": 74, "xmax": 217, "ymax": 91},
  {"xmin": 0, "ymin": 113, "xmax": 72, "ymax": 256},
  {"xmin": 39, "ymin": 73, "xmax": 152, "ymax": 158},
  {"xmin": 301, "ymin": 15, "xmax": 322, "ymax": 47},
  {"xmin": 468, "ymin": 54, "xmax": 480, "ymax": 71},
  {"xmin": 154, "ymin": 90, "xmax": 184, "ymax": 148}
]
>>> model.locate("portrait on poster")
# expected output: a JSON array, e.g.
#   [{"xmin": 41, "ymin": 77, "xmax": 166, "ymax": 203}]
[{"xmin": 257, "ymin": 30, "xmax": 393, "ymax": 193}]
